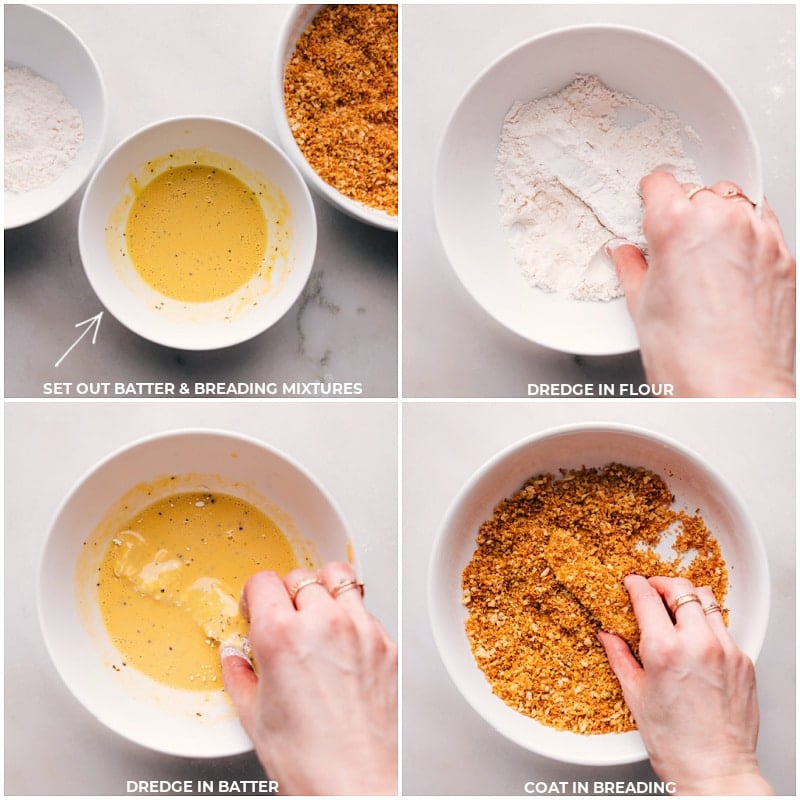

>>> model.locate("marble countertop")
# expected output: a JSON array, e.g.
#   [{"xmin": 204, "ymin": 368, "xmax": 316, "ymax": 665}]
[
  {"xmin": 5, "ymin": 401, "xmax": 398, "ymax": 795},
  {"xmin": 5, "ymin": 4, "xmax": 398, "ymax": 399},
  {"xmin": 402, "ymin": 4, "xmax": 795, "ymax": 397},
  {"xmin": 402, "ymin": 401, "xmax": 795, "ymax": 795}
]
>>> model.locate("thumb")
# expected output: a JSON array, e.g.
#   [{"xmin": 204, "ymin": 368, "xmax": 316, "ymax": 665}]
[
  {"xmin": 221, "ymin": 647, "xmax": 258, "ymax": 736},
  {"xmin": 597, "ymin": 631, "xmax": 644, "ymax": 714},
  {"xmin": 606, "ymin": 241, "xmax": 648, "ymax": 314}
]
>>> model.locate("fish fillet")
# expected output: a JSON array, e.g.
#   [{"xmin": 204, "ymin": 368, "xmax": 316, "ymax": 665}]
[
  {"xmin": 112, "ymin": 530, "xmax": 249, "ymax": 651},
  {"xmin": 545, "ymin": 528, "xmax": 639, "ymax": 649}
]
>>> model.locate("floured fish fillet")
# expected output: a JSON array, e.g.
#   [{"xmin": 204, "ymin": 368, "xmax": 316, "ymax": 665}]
[
  {"xmin": 545, "ymin": 527, "xmax": 639, "ymax": 649},
  {"xmin": 497, "ymin": 74, "xmax": 702, "ymax": 301},
  {"xmin": 113, "ymin": 530, "xmax": 249, "ymax": 652}
]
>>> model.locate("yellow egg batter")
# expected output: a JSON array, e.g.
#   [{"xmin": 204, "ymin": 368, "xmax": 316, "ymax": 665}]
[
  {"xmin": 96, "ymin": 491, "xmax": 297, "ymax": 691},
  {"xmin": 125, "ymin": 164, "xmax": 268, "ymax": 303}
]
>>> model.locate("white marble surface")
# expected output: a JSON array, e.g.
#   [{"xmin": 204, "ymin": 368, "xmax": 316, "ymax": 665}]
[
  {"xmin": 4, "ymin": 401, "xmax": 397, "ymax": 795},
  {"xmin": 402, "ymin": 402, "xmax": 795, "ymax": 795},
  {"xmin": 5, "ymin": 4, "xmax": 398, "ymax": 398},
  {"xmin": 402, "ymin": 4, "xmax": 796, "ymax": 397}
]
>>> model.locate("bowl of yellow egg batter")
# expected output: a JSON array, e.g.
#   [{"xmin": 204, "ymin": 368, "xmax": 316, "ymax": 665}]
[
  {"xmin": 38, "ymin": 429, "xmax": 354, "ymax": 757},
  {"xmin": 79, "ymin": 116, "xmax": 316, "ymax": 350}
]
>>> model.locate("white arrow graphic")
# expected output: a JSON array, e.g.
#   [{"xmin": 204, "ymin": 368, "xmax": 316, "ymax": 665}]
[{"xmin": 54, "ymin": 312, "xmax": 103, "ymax": 369}]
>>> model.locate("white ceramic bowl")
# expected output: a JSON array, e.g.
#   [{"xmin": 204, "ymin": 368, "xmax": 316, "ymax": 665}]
[
  {"xmin": 272, "ymin": 4, "xmax": 398, "ymax": 231},
  {"xmin": 435, "ymin": 25, "xmax": 762, "ymax": 355},
  {"xmin": 429, "ymin": 423, "xmax": 769, "ymax": 765},
  {"xmin": 4, "ymin": 4, "xmax": 107, "ymax": 228},
  {"xmin": 39, "ymin": 429, "xmax": 353, "ymax": 757},
  {"xmin": 79, "ymin": 115, "xmax": 317, "ymax": 350}
]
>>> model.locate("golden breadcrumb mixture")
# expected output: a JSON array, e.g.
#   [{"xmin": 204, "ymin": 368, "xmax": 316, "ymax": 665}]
[
  {"xmin": 461, "ymin": 463, "xmax": 728, "ymax": 734},
  {"xmin": 284, "ymin": 4, "xmax": 398, "ymax": 215}
]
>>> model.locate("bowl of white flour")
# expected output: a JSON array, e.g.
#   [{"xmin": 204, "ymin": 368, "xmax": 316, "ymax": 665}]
[
  {"xmin": 434, "ymin": 25, "xmax": 761, "ymax": 356},
  {"xmin": 4, "ymin": 5, "xmax": 106, "ymax": 228}
]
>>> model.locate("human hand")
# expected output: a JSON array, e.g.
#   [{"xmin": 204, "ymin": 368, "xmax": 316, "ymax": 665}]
[
  {"xmin": 608, "ymin": 171, "xmax": 795, "ymax": 398},
  {"xmin": 221, "ymin": 562, "xmax": 398, "ymax": 796},
  {"xmin": 598, "ymin": 575, "xmax": 773, "ymax": 796}
]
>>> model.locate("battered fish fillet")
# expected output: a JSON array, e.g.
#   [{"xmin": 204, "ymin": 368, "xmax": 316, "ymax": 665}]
[
  {"xmin": 545, "ymin": 528, "xmax": 639, "ymax": 649},
  {"xmin": 112, "ymin": 530, "xmax": 250, "ymax": 652}
]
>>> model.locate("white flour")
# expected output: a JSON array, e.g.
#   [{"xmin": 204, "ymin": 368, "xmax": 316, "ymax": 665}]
[
  {"xmin": 497, "ymin": 74, "xmax": 702, "ymax": 301},
  {"xmin": 4, "ymin": 64, "xmax": 84, "ymax": 193}
]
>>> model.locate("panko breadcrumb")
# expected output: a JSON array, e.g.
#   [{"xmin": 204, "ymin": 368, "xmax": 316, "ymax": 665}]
[
  {"xmin": 461, "ymin": 463, "xmax": 728, "ymax": 735},
  {"xmin": 284, "ymin": 4, "xmax": 398, "ymax": 215}
]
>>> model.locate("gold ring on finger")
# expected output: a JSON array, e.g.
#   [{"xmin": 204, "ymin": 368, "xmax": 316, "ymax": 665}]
[
  {"xmin": 331, "ymin": 577, "xmax": 365, "ymax": 599},
  {"xmin": 671, "ymin": 592, "xmax": 701, "ymax": 614},
  {"xmin": 288, "ymin": 576, "xmax": 321, "ymax": 603},
  {"xmin": 721, "ymin": 188, "xmax": 757, "ymax": 208},
  {"xmin": 685, "ymin": 184, "xmax": 711, "ymax": 200},
  {"xmin": 703, "ymin": 602, "xmax": 723, "ymax": 615}
]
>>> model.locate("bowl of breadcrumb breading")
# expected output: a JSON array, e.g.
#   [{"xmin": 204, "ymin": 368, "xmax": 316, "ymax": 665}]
[
  {"xmin": 429, "ymin": 423, "xmax": 769, "ymax": 765},
  {"xmin": 273, "ymin": 4, "xmax": 398, "ymax": 231}
]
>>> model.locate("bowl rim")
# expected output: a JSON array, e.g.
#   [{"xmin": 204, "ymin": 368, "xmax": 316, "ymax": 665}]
[
  {"xmin": 4, "ymin": 3, "xmax": 109, "ymax": 229},
  {"xmin": 77, "ymin": 113, "xmax": 318, "ymax": 351},
  {"xmin": 433, "ymin": 22, "xmax": 763, "ymax": 356},
  {"xmin": 271, "ymin": 3, "xmax": 398, "ymax": 232},
  {"xmin": 37, "ymin": 426, "xmax": 354, "ymax": 757},
  {"xmin": 428, "ymin": 421, "xmax": 770, "ymax": 764}
]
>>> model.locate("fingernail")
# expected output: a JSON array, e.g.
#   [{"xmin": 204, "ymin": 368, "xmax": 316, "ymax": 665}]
[
  {"xmin": 239, "ymin": 586, "xmax": 250, "ymax": 622},
  {"xmin": 603, "ymin": 238, "xmax": 635, "ymax": 257},
  {"xmin": 220, "ymin": 646, "xmax": 250, "ymax": 662}
]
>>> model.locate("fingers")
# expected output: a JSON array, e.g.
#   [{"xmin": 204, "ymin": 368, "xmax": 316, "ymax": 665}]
[
  {"xmin": 607, "ymin": 241, "xmax": 647, "ymax": 313},
  {"xmin": 284, "ymin": 568, "xmax": 330, "ymax": 609},
  {"xmin": 243, "ymin": 563, "xmax": 366, "ymax": 616},
  {"xmin": 622, "ymin": 574, "xmax": 676, "ymax": 640},
  {"xmin": 645, "ymin": 171, "xmax": 760, "ymax": 216},
  {"xmin": 695, "ymin": 585, "xmax": 732, "ymax": 645},
  {"xmin": 708, "ymin": 179, "xmax": 748, "ymax": 200},
  {"xmin": 221, "ymin": 647, "xmax": 258, "ymax": 737},
  {"xmin": 647, "ymin": 576, "xmax": 708, "ymax": 634},
  {"xmin": 597, "ymin": 631, "xmax": 644, "ymax": 700},
  {"xmin": 318, "ymin": 561, "xmax": 366, "ymax": 610},
  {"xmin": 619, "ymin": 575, "xmax": 730, "ymax": 641},
  {"xmin": 759, "ymin": 196, "xmax": 795, "ymax": 262},
  {"xmin": 759, "ymin": 195, "xmax": 781, "ymax": 232},
  {"xmin": 660, "ymin": 173, "xmax": 758, "ymax": 215},
  {"xmin": 640, "ymin": 170, "xmax": 687, "ymax": 212},
  {"xmin": 241, "ymin": 570, "xmax": 295, "ymax": 625}
]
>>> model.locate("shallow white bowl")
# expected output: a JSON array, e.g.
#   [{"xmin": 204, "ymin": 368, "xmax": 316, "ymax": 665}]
[
  {"xmin": 39, "ymin": 429, "xmax": 353, "ymax": 758},
  {"xmin": 79, "ymin": 115, "xmax": 317, "ymax": 350},
  {"xmin": 435, "ymin": 25, "xmax": 762, "ymax": 355},
  {"xmin": 4, "ymin": 4, "xmax": 107, "ymax": 228},
  {"xmin": 429, "ymin": 422, "xmax": 769, "ymax": 765},
  {"xmin": 272, "ymin": 4, "xmax": 398, "ymax": 231}
]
